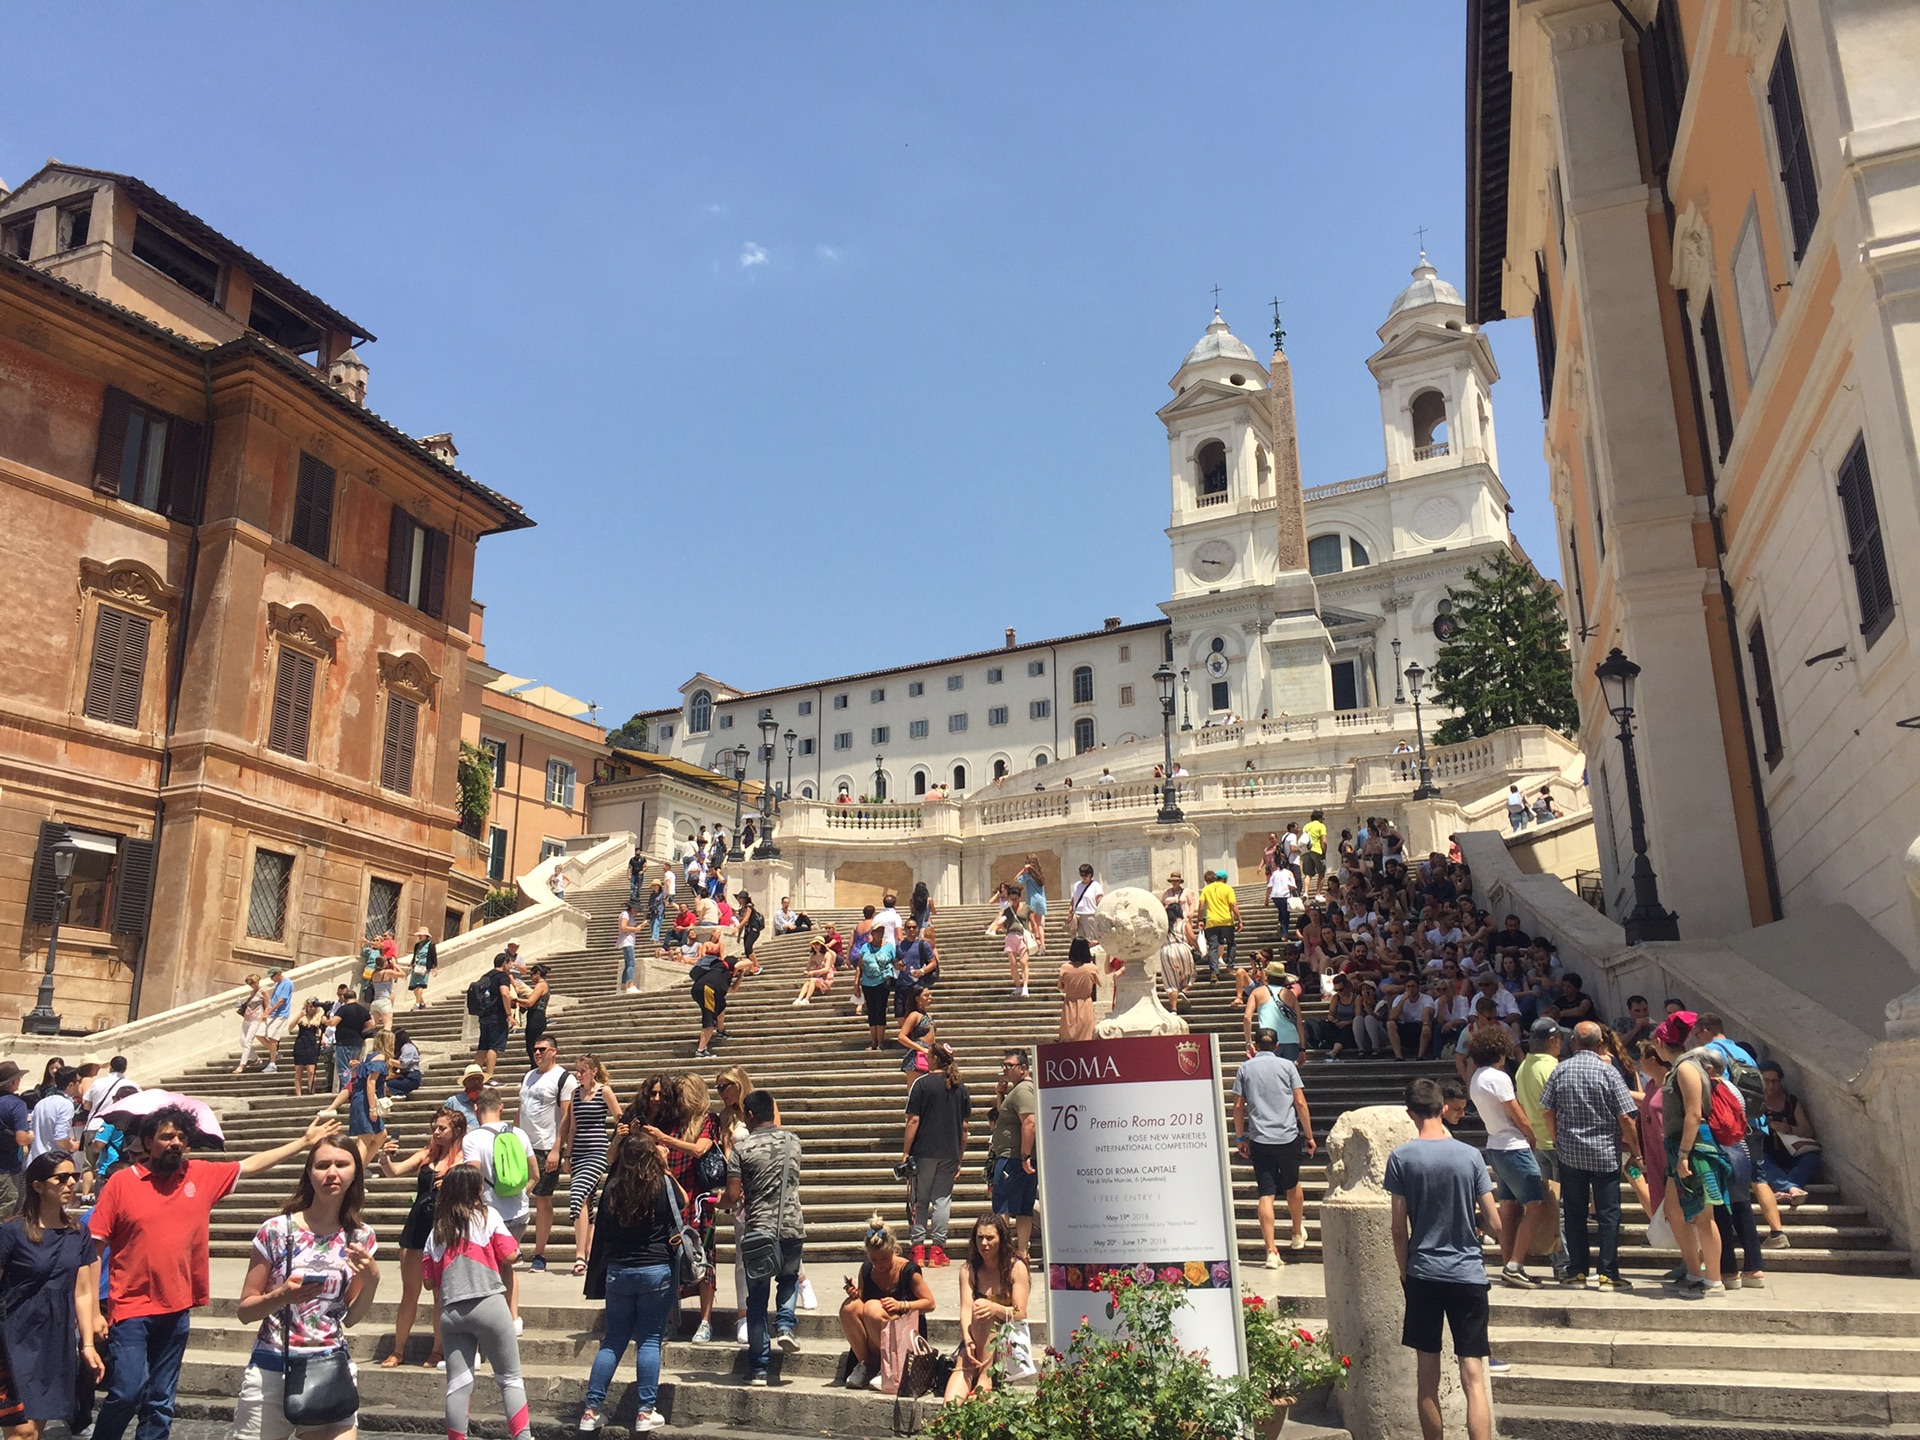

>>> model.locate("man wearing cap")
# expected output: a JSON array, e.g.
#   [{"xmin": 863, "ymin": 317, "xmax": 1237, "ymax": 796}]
[
  {"xmin": 446, "ymin": 1063, "xmax": 490, "ymax": 1128},
  {"xmin": 1515, "ymin": 1019, "xmax": 1568, "ymax": 1280},
  {"xmin": 1233, "ymin": 1026, "xmax": 1315, "ymax": 1266},
  {"xmin": 261, "ymin": 966, "xmax": 294, "ymax": 1072},
  {"xmin": 0, "ymin": 1061, "xmax": 30, "ymax": 1215}
]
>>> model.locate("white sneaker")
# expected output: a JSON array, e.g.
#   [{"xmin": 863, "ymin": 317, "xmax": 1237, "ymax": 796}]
[
  {"xmin": 867, "ymin": 1372, "xmax": 884, "ymax": 1391},
  {"xmin": 847, "ymin": 1362, "xmax": 870, "ymax": 1389},
  {"xmin": 791, "ymin": 998, "xmax": 808, "ymax": 1007},
  {"xmin": 1265, "ymin": 1250, "xmax": 1283, "ymax": 1270},
  {"xmin": 1018, "ymin": 987, "xmax": 1029, "ymax": 998},
  {"xmin": 798, "ymin": 1277, "xmax": 818, "ymax": 1310},
  {"xmin": 262, "ymin": 1063, "xmax": 278, "ymax": 1073},
  {"xmin": 633, "ymin": 1412, "xmax": 666, "ymax": 1433},
  {"xmin": 625, "ymin": 986, "xmax": 642, "ymax": 996},
  {"xmin": 1289, "ymin": 1233, "xmax": 1306, "ymax": 1252}
]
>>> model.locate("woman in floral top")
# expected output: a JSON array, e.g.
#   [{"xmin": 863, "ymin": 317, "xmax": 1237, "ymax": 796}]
[
  {"xmin": 640, "ymin": 1073, "xmax": 722, "ymax": 1342},
  {"xmin": 232, "ymin": 1139, "xmax": 380, "ymax": 1440}
]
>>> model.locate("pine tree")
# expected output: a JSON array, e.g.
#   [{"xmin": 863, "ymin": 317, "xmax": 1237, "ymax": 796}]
[
  {"xmin": 1428, "ymin": 550, "xmax": 1579, "ymax": 744},
  {"xmin": 605, "ymin": 713, "xmax": 650, "ymax": 751}
]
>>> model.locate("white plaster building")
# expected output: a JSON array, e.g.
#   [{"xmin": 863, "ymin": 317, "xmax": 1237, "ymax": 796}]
[{"xmin": 631, "ymin": 261, "xmax": 1527, "ymax": 819}]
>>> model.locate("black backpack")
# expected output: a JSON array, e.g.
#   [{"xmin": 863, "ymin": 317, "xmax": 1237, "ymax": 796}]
[
  {"xmin": 466, "ymin": 978, "xmax": 491, "ymax": 1016},
  {"xmin": 1718, "ymin": 1045, "xmax": 1767, "ymax": 1129}
]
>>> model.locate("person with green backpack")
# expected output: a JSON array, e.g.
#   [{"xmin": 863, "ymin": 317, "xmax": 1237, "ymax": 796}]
[{"xmin": 461, "ymin": 1087, "xmax": 536, "ymax": 1334}]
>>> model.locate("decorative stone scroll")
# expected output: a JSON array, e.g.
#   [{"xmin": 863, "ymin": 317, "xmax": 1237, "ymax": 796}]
[
  {"xmin": 377, "ymin": 650, "xmax": 439, "ymax": 705},
  {"xmin": 266, "ymin": 602, "xmax": 341, "ymax": 661},
  {"xmin": 1670, "ymin": 202, "xmax": 1715, "ymax": 298},
  {"xmin": 78, "ymin": 558, "xmax": 179, "ymax": 615}
]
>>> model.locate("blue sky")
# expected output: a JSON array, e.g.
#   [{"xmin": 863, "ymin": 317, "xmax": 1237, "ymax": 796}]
[{"xmin": 3, "ymin": 4, "xmax": 1551, "ymax": 726}]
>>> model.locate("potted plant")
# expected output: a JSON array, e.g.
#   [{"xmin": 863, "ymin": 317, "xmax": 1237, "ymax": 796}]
[
  {"xmin": 1241, "ymin": 1295, "xmax": 1349, "ymax": 1435},
  {"xmin": 927, "ymin": 1274, "xmax": 1258, "ymax": 1440}
]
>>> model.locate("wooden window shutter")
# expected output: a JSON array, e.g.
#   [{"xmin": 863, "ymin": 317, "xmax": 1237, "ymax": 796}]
[
  {"xmin": 268, "ymin": 648, "xmax": 316, "ymax": 760},
  {"xmin": 421, "ymin": 527, "xmax": 449, "ymax": 620},
  {"xmin": 24, "ymin": 821, "xmax": 70, "ymax": 926},
  {"xmin": 291, "ymin": 453, "xmax": 336, "ymax": 558},
  {"xmin": 1699, "ymin": 297, "xmax": 1736, "ymax": 463},
  {"xmin": 381, "ymin": 694, "xmax": 418, "ymax": 795},
  {"xmin": 1746, "ymin": 618, "xmax": 1784, "ymax": 768},
  {"xmin": 1837, "ymin": 438, "xmax": 1893, "ymax": 642},
  {"xmin": 92, "ymin": 386, "xmax": 135, "ymax": 496},
  {"xmin": 110, "ymin": 836, "xmax": 157, "ymax": 937},
  {"xmin": 83, "ymin": 606, "xmax": 150, "ymax": 728},
  {"xmin": 1768, "ymin": 37, "xmax": 1819, "ymax": 262},
  {"xmin": 385, "ymin": 504, "xmax": 413, "ymax": 601},
  {"xmin": 160, "ymin": 414, "xmax": 205, "ymax": 523}
]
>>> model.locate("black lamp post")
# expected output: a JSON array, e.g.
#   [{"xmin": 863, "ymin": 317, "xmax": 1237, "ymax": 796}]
[
  {"xmin": 1404, "ymin": 662, "xmax": 1440, "ymax": 800},
  {"xmin": 1153, "ymin": 663, "xmax": 1184, "ymax": 823},
  {"xmin": 726, "ymin": 746, "xmax": 749, "ymax": 862},
  {"xmin": 782, "ymin": 729, "xmax": 797, "ymax": 801},
  {"xmin": 1391, "ymin": 637, "xmax": 1405, "ymax": 703},
  {"xmin": 1595, "ymin": 648, "xmax": 1681, "ymax": 943},
  {"xmin": 22, "ymin": 835, "xmax": 79, "ymax": 1036},
  {"xmin": 757, "ymin": 717, "xmax": 781, "ymax": 859},
  {"xmin": 1179, "ymin": 667, "xmax": 1194, "ymax": 732},
  {"xmin": 873, "ymin": 754, "xmax": 885, "ymax": 801}
]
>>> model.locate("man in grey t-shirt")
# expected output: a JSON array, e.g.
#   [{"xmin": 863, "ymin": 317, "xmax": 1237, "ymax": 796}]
[
  {"xmin": 1384, "ymin": 1077, "xmax": 1500, "ymax": 1440},
  {"xmin": 1232, "ymin": 1029, "xmax": 1314, "ymax": 1267},
  {"xmin": 725, "ymin": 1089, "xmax": 805, "ymax": 1386}
]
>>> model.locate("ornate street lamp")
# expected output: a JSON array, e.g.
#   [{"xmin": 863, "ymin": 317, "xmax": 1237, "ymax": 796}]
[
  {"xmin": 22, "ymin": 834, "xmax": 79, "ymax": 1035},
  {"xmin": 783, "ymin": 728, "xmax": 797, "ymax": 801},
  {"xmin": 1153, "ymin": 663, "xmax": 1184, "ymax": 823},
  {"xmin": 1391, "ymin": 637, "xmax": 1405, "ymax": 703},
  {"xmin": 1179, "ymin": 667, "xmax": 1194, "ymax": 732},
  {"xmin": 1595, "ymin": 648, "xmax": 1680, "ymax": 943},
  {"xmin": 1404, "ymin": 662, "xmax": 1440, "ymax": 800},
  {"xmin": 873, "ymin": 754, "xmax": 885, "ymax": 801},
  {"xmin": 726, "ymin": 746, "xmax": 750, "ymax": 862},
  {"xmin": 757, "ymin": 717, "xmax": 781, "ymax": 859}
]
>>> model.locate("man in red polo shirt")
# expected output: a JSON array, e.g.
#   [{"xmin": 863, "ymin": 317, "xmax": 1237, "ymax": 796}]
[{"xmin": 89, "ymin": 1105, "xmax": 339, "ymax": 1440}]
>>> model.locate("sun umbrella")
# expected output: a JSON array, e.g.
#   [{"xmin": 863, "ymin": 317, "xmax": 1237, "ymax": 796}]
[{"xmin": 98, "ymin": 1089, "xmax": 226, "ymax": 1148}]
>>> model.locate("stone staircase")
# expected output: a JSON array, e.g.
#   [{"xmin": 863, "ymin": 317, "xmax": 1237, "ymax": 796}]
[{"xmin": 151, "ymin": 869, "xmax": 1920, "ymax": 1436}]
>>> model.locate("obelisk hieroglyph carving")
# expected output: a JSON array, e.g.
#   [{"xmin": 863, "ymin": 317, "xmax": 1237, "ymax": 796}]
[{"xmin": 1263, "ymin": 339, "xmax": 1335, "ymax": 711}]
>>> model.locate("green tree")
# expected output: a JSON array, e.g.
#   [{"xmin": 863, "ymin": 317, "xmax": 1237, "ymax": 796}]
[
  {"xmin": 456, "ymin": 741, "xmax": 494, "ymax": 834},
  {"xmin": 1428, "ymin": 550, "xmax": 1579, "ymax": 744},
  {"xmin": 605, "ymin": 713, "xmax": 650, "ymax": 751}
]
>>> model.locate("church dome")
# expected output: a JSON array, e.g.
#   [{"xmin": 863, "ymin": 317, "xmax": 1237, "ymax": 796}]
[
  {"xmin": 1386, "ymin": 255, "xmax": 1463, "ymax": 321},
  {"xmin": 1181, "ymin": 310, "xmax": 1258, "ymax": 369}
]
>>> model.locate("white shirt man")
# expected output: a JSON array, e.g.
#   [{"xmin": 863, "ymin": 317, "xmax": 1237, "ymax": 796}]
[
  {"xmin": 1476, "ymin": 978, "xmax": 1522, "ymax": 1022},
  {"xmin": 1426, "ymin": 923, "xmax": 1465, "ymax": 951},
  {"xmin": 1070, "ymin": 868, "xmax": 1103, "ymax": 938},
  {"xmin": 773, "ymin": 901, "xmax": 799, "ymax": 936},
  {"xmin": 464, "ymin": 1097, "xmax": 538, "ymax": 1230},
  {"xmin": 660, "ymin": 864, "xmax": 676, "ymax": 901},
  {"xmin": 873, "ymin": 900, "xmax": 903, "ymax": 947},
  {"xmin": 1267, "ymin": 867, "xmax": 1299, "ymax": 910}
]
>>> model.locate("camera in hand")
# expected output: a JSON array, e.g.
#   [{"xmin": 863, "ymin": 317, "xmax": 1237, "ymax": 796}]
[{"xmin": 891, "ymin": 1159, "xmax": 915, "ymax": 1181}]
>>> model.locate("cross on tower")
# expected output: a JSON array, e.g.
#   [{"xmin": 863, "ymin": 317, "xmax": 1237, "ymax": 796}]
[
  {"xmin": 1269, "ymin": 296, "xmax": 1285, "ymax": 352},
  {"xmin": 1415, "ymin": 225, "xmax": 1429, "ymax": 257},
  {"xmin": 1210, "ymin": 283, "xmax": 1223, "ymax": 311}
]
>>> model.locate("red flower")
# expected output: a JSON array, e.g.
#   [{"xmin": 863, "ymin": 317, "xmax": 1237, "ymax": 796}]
[
  {"xmin": 1297, "ymin": 1328, "xmax": 1314, "ymax": 1342},
  {"xmin": 1341, "ymin": 1356, "xmax": 1353, "ymax": 1367}
]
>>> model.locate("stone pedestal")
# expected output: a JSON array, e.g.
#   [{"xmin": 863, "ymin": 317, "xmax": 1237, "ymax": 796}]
[
  {"xmin": 1264, "ymin": 607, "xmax": 1336, "ymax": 717},
  {"xmin": 739, "ymin": 857, "xmax": 797, "ymax": 915},
  {"xmin": 1398, "ymin": 798, "xmax": 1466, "ymax": 861},
  {"xmin": 1323, "ymin": 1104, "xmax": 1468, "ymax": 1440}
]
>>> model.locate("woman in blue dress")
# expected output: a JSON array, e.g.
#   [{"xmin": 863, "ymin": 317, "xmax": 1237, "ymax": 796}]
[
  {"xmin": 0, "ymin": 1152, "xmax": 105, "ymax": 1438},
  {"xmin": 1017, "ymin": 856, "xmax": 1048, "ymax": 955}
]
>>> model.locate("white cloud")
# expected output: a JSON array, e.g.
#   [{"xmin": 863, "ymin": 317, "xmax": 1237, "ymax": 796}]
[
  {"xmin": 816, "ymin": 244, "xmax": 841, "ymax": 262},
  {"xmin": 705, "ymin": 203, "xmax": 727, "ymax": 215},
  {"xmin": 740, "ymin": 242, "xmax": 769, "ymax": 268}
]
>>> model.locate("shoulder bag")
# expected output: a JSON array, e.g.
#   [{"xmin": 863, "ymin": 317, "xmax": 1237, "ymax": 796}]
[
  {"xmin": 278, "ymin": 1224, "xmax": 359, "ymax": 1426},
  {"xmin": 663, "ymin": 1177, "xmax": 711, "ymax": 1290},
  {"xmin": 738, "ymin": 1136, "xmax": 792, "ymax": 1282}
]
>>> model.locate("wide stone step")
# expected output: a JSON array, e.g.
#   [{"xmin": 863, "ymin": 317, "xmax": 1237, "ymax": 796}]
[
  {"xmin": 1489, "ymin": 1363, "xmax": 1920, "ymax": 1427},
  {"xmin": 1489, "ymin": 1326, "xmax": 1920, "ymax": 1375}
]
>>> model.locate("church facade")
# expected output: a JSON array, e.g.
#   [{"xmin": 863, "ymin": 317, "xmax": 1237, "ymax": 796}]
[{"xmin": 634, "ymin": 261, "xmax": 1526, "ymax": 811}]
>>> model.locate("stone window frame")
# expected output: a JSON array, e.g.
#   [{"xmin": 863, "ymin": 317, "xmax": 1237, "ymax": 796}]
[
  {"xmin": 376, "ymin": 650, "xmax": 440, "ymax": 797},
  {"xmin": 232, "ymin": 834, "xmax": 307, "ymax": 962},
  {"xmin": 263, "ymin": 602, "xmax": 341, "ymax": 763},
  {"xmin": 72, "ymin": 558, "xmax": 179, "ymax": 737}
]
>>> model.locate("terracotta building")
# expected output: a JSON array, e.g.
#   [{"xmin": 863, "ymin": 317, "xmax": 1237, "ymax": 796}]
[
  {"xmin": 453, "ymin": 601, "xmax": 607, "ymax": 904},
  {"xmin": 0, "ymin": 163, "xmax": 531, "ymax": 1031},
  {"xmin": 1466, "ymin": 2, "xmax": 1920, "ymax": 953}
]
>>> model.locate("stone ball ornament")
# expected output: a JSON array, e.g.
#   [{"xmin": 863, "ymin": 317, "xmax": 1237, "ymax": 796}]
[{"xmin": 1088, "ymin": 887, "xmax": 1188, "ymax": 1038}]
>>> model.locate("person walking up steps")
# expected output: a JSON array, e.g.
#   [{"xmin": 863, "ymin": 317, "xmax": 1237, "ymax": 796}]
[
  {"xmin": 1234, "ymin": 1027, "xmax": 1314, "ymax": 1267},
  {"xmin": 901, "ymin": 1043, "xmax": 971, "ymax": 1267},
  {"xmin": 725, "ymin": 1089, "xmax": 806, "ymax": 1387},
  {"xmin": 1385, "ymin": 1077, "xmax": 1499, "ymax": 1440},
  {"xmin": 564, "ymin": 1056, "xmax": 620, "ymax": 1280},
  {"xmin": 423, "ymin": 1166, "xmax": 532, "ymax": 1440},
  {"xmin": 1198, "ymin": 870, "xmax": 1240, "ymax": 981},
  {"xmin": 617, "ymin": 904, "xmax": 644, "ymax": 995},
  {"xmin": 1068, "ymin": 864, "xmax": 1103, "ymax": 943},
  {"xmin": 460, "ymin": 1089, "xmax": 534, "ymax": 1333}
]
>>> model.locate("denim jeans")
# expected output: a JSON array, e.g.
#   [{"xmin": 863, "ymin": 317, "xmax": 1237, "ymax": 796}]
[
  {"xmin": 584, "ymin": 1263, "xmax": 676, "ymax": 1414},
  {"xmin": 620, "ymin": 946, "xmax": 637, "ymax": 988},
  {"xmin": 95, "ymin": 1309, "xmax": 193, "ymax": 1440},
  {"xmin": 1559, "ymin": 1164, "xmax": 1621, "ymax": 1279},
  {"xmin": 649, "ymin": 916, "xmax": 664, "ymax": 948},
  {"xmin": 1272, "ymin": 899, "xmax": 1291, "ymax": 937},
  {"xmin": 744, "ymin": 1240, "xmax": 804, "ymax": 1375},
  {"xmin": 1203, "ymin": 926, "xmax": 1235, "ymax": 974},
  {"xmin": 1760, "ymin": 1149, "xmax": 1820, "ymax": 1192}
]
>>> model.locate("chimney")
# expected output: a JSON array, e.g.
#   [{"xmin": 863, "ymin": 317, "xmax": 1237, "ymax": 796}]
[
  {"xmin": 1004, "ymin": 627, "xmax": 1017, "ymax": 649},
  {"xmin": 326, "ymin": 350, "xmax": 368, "ymax": 405},
  {"xmin": 420, "ymin": 432, "xmax": 458, "ymax": 465},
  {"xmin": 469, "ymin": 599, "xmax": 487, "ymax": 659},
  {"xmin": 1103, "ymin": 616, "xmax": 1122, "ymax": 631}
]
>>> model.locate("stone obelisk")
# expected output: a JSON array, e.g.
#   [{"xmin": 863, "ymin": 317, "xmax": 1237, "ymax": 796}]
[{"xmin": 1262, "ymin": 339, "xmax": 1336, "ymax": 713}]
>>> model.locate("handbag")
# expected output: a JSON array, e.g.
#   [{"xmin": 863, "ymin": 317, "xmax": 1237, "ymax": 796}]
[
  {"xmin": 663, "ymin": 1180, "xmax": 711, "ymax": 1290},
  {"xmin": 896, "ymin": 1333, "xmax": 954, "ymax": 1400},
  {"xmin": 695, "ymin": 1135, "xmax": 729, "ymax": 1192},
  {"xmin": 1528, "ymin": 1182, "xmax": 1562, "ymax": 1258},
  {"xmin": 279, "ymin": 1226, "xmax": 358, "ymax": 1426},
  {"xmin": 878, "ymin": 1312, "xmax": 920, "ymax": 1394}
]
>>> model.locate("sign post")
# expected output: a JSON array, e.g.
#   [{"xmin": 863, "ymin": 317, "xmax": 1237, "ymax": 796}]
[{"xmin": 1034, "ymin": 1032, "xmax": 1246, "ymax": 1374}]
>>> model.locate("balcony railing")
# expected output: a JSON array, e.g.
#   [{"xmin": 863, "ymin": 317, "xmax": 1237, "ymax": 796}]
[
  {"xmin": 1195, "ymin": 488, "xmax": 1231, "ymax": 509},
  {"xmin": 1413, "ymin": 441, "xmax": 1452, "ymax": 462},
  {"xmin": 1303, "ymin": 471, "xmax": 1387, "ymax": 502},
  {"xmin": 823, "ymin": 806, "xmax": 924, "ymax": 832}
]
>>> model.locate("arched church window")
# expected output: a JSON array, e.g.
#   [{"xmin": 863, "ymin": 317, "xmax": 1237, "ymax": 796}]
[
  {"xmin": 953, "ymin": 764, "xmax": 967, "ymax": 792},
  {"xmin": 1196, "ymin": 440, "xmax": 1229, "ymax": 501},
  {"xmin": 1073, "ymin": 718, "xmax": 1095, "ymax": 754},
  {"xmin": 912, "ymin": 769, "xmax": 928, "ymax": 796},
  {"xmin": 1349, "ymin": 537, "xmax": 1371, "ymax": 567},
  {"xmin": 1071, "ymin": 666, "xmax": 1094, "ymax": 705},
  {"xmin": 801, "ymin": 784, "xmax": 815, "ymax": 800},
  {"xmin": 689, "ymin": 689, "xmax": 713, "ymax": 734},
  {"xmin": 1307, "ymin": 534, "xmax": 1344, "ymax": 576},
  {"xmin": 1411, "ymin": 390, "xmax": 1449, "ymax": 453},
  {"xmin": 992, "ymin": 757, "xmax": 1008, "ymax": 780}
]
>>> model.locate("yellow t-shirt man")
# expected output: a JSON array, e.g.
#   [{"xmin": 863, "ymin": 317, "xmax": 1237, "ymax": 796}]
[
  {"xmin": 1302, "ymin": 819, "xmax": 1328, "ymax": 858},
  {"xmin": 1199, "ymin": 877, "xmax": 1238, "ymax": 930}
]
